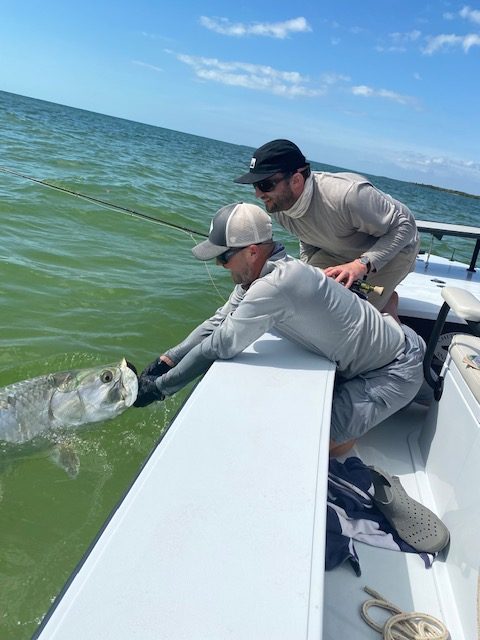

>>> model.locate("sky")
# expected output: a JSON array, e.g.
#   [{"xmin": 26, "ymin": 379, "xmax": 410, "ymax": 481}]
[{"xmin": 1, "ymin": 1, "xmax": 480, "ymax": 194}]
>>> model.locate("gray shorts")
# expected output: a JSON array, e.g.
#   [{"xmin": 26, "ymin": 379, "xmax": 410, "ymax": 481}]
[{"xmin": 330, "ymin": 324, "xmax": 426, "ymax": 444}]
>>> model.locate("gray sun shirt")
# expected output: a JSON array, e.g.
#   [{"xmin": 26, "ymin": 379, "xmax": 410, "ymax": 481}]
[
  {"xmin": 274, "ymin": 172, "xmax": 418, "ymax": 272},
  {"xmin": 157, "ymin": 246, "xmax": 405, "ymax": 398}
]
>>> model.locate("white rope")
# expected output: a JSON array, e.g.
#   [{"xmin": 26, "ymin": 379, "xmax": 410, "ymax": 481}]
[{"xmin": 361, "ymin": 586, "xmax": 449, "ymax": 640}]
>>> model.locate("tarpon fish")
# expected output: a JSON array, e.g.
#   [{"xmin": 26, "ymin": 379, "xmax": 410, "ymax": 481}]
[{"xmin": 0, "ymin": 359, "xmax": 138, "ymax": 444}]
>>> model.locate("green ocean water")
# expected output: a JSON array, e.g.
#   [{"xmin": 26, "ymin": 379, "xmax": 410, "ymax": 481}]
[{"xmin": 1, "ymin": 89, "xmax": 480, "ymax": 639}]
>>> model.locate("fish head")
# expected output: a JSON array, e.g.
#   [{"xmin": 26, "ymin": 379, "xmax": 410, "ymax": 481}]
[{"xmin": 49, "ymin": 359, "xmax": 138, "ymax": 427}]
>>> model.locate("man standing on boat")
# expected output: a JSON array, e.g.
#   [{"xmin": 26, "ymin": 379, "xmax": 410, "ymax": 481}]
[
  {"xmin": 134, "ymin": 203, "xmax": 425, "ymax": 456},
  {"xmin": 233, "ymin": 139, "xmax": 419, "ymax": 313}
]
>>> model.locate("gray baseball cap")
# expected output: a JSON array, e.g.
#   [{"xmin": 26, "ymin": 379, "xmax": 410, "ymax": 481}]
[{"xmin": 192, "ymin": 203, "xmax": 273, "ymax": 261}]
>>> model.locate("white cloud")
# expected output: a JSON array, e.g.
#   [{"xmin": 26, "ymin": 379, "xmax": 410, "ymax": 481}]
[
  {"xmin": 422, "ymin": 32, "xmax": 480, "ymax": 53},
  {"xmin": 394, "ymin": 150, "xmax": 480, "ymax": 180},
  {"xmin": 320, "ymin": 72, "xmax": 351, "ymax": 85},
  {"xmin": 460, "ymin": 5, "xmax": 480, "ymax": 25},
  {"xmin": 170, "ymin": 52, "xmax": 323, "ymax": 97},
  {"xmin": 168, "ymin": 50, "xmax": 421, "ymax": 106},
  {"xmin": 349, "ymin": 26, "xmax": 366, "ymax": 35},
  {"xmin": 376, "ymin": 30, "xmax": 421, "ymax": 53},
  {"xmin": 199, "ymin": 16, "xmax": 311, "ymax": 39},
  {"xmin": 390, "ymin": 30, "xmax": 422, "ymax": 43},
  {"xmin": 351, "ymin": 85, "xmax": 418, "ymax": 107},
  {"xmin": 132, "ymin": 60, "xmax": 163, "ymax": 72},
  {"xmin": 422, "ymin": 5, "xmax": 480, "ymax": 54},
  {"xmin": 464, "ymin": 33, "xmax": 480, "ymax": 49}
]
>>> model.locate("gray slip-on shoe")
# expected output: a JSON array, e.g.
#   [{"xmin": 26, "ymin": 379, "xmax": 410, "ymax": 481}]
[{"xmin": 369, "ymin": 467, "xmax": 450, "ymax": 553}]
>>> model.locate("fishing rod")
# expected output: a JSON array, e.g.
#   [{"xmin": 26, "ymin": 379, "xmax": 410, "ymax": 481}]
[
  {"xmin": 0, "ymin": 165, "xmax": 209, "ymax": 238},
  {"xmin": 1, "ymin": 165, "xmax": 384, "ymax": 301}
]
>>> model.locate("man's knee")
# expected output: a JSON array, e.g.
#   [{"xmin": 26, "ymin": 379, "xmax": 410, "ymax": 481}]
[{"xmin": 380, "ymin": 291, "xmax": 400, "ymax": 321}]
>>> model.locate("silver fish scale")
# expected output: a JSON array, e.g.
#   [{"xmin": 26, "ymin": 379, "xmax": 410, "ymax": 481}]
[
  {"xmin": 0, "ymin": 375, "xmax": 58, "ymax": 443},
  {"xmin": 0, "ymin": 361, "xmax": 137, "ymax": 446}
]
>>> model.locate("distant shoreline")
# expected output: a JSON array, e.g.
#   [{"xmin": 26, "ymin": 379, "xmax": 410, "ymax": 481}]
[{"xmin": 415, "ymin": 182, "xmax": 480, "ymax": 200}]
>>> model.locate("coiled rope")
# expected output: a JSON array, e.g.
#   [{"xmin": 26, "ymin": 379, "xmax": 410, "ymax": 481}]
[
  {"xmin": 360, "ymin": 586, "xmax": 449, "ymax": 639},
  {"xmin": 0, "ymin": 165, "xmax": 229, "ymax": 302}
]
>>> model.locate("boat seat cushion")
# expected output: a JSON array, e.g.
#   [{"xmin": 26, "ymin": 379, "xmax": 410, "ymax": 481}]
[{"xmin": 449, "ymin": 333, "xmax": 480, "ymax": 404}]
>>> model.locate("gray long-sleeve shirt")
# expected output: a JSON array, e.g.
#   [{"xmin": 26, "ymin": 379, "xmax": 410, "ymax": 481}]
[
  {"xmin": 274, "ymin": 172, "xmax": 418, "ymax": 272},
  {"xmin": 157, "ymin": 248, "xmax": 405, "ymax": 397}
]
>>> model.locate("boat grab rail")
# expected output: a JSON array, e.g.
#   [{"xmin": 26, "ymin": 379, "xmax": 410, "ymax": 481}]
[
  {"xmin": 423, "ymin": 286, "xmax": 480, "ymax": 400},
  {"xmin": 416, "ymin": 220, "xmax": 480, "ymax": 272}
]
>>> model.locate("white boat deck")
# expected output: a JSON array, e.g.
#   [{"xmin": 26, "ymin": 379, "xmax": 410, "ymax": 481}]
[
  {"xmin": 34, "ymin": 332, "xmax": 336, "ymax": 640},
  {"xmin": 398, "ymin": 252, "xmax": 480, "ymax": 322},
  {"xmin": 323, "ymin": 404, "xmax": 463, "ymax": 639},
  {"xmin": 324, "ymin": 325, "xmax": 480, "ymax": 640}
]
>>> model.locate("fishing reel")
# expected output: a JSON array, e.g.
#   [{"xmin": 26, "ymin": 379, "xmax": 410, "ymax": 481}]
[{"xmin": 350, "ymin": 280, "xmax": 384, "ymax": 300}]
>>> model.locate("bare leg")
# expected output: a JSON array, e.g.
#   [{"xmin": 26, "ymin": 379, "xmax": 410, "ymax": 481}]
[
  {"xmin": 380, "ymin": 290, "xmax": 400, "ymax": 322},
  {"xmin": 329, "ymin": 438, "xmax": 356, "ymax": 458}
]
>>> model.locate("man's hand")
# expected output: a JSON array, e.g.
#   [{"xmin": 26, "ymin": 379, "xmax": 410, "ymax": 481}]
[
  {"xmin": 133, "ymin": 375, "xmax": 165, "ymax": 408},
  {"xmin": 324, "ymin": 260, "xmax": 369, "ymax": 289}
]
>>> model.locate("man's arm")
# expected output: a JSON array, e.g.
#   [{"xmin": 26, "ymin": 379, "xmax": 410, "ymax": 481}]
[
  {"xmin": 163, "ymin": 284, "xmax": 247, "ymax": 365},
  {"xmin": 324, "ymin": 183, "xmax": 418, "ymax": 287},
  {"xmin": 156, "ymin": 278, "xmax": 290, "ymax": 397},
  {"xmin": 134, "ymin": 285, "xmax": 248, "ymax": 407},
  {"xmin": 345, "ymin": 183, "xmax": 418, "ymax": 271},
  {"xmin": 139, "ymin": 284, "xmax": 246, "ymax": 379}
]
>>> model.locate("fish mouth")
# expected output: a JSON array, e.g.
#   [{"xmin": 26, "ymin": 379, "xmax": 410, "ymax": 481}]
[
  {"xmin": 120, "ymin": 359, "xmax": 139, "ymax": 407},
  {"xmin": 125, "ymin": 360, "xmax": 138, "ymax": 376},
  {"xmin": 105, "ymin": 360, "xmax": 138, "ymax": 408}
]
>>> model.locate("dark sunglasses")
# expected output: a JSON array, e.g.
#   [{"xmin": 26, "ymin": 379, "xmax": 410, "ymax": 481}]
[
  {"xmin": 253, "ymin": 173, "xmax": 293, "ymax": 193},
  {"xmin": 217, "ymin": 246, "xmax": 244, "ymax": 265}
]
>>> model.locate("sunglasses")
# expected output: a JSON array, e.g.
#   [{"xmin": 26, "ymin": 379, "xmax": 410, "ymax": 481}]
[
  {"xmin": 253, "ymin": 173, "xmax": 292, "ymax": 193},
  {"xmin": 217, "ymin": 246, "xmax": 244, "ymax": 265}
]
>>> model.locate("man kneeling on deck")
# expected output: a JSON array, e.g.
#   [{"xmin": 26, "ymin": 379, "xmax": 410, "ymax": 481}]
[{"xmin": 134, "ymin": 203, "xmax": 425, "ymax": 456}]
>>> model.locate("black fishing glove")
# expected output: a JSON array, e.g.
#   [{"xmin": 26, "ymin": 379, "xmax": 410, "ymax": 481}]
[
  {"xmin": 140, "ymin": 357, "xmax": 172, "ymax": 378},
  {"xmin": 133, "ymin": 375, "xmax": 165, "ymax": 408}
]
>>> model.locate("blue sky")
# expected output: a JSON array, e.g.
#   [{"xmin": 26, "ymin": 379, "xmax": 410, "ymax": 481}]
[{"xmin": 1, "ymin": 1, "xmax": 479, "ymax": 194}]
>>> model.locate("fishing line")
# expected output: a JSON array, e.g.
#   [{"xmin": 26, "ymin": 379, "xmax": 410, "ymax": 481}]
[
  {"xmin": 0, "ymin": 165, "xmax": 209, "ymax": 237},
  {"xmin": 0, "ymin": 165, "xmax": 227, "ymax": 302}
]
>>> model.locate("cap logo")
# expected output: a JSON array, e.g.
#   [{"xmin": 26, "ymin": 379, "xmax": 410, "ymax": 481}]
[{"xmin": 249, "ymin": 157, "xmax": 256, "ymax": 169}]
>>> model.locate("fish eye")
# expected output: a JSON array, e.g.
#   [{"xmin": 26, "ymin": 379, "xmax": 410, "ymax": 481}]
[{"xmin": 100, "ymin": 370, "xmax": 114, "ymax": 384}]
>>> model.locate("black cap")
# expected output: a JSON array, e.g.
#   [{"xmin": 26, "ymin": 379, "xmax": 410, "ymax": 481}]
[{"xmin": 234, "ymin": 139, "xmax": 307, "ymax": 184}]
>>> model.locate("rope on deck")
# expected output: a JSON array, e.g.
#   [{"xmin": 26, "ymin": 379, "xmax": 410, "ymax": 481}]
[{"xmin": 360, "ymin": 586, "xmax": 449, "ymax": 639}]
